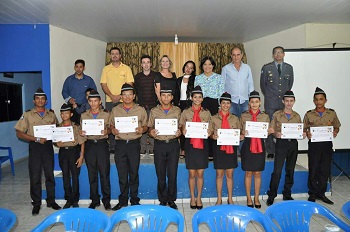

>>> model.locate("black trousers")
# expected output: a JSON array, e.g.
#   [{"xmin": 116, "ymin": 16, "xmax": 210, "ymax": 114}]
[
  {"xmin": 114, "ymin": 139, "xmax": 141, "ymax": 205},
  {"xmin": 28, "ymin": 141, "xmax": 55, "ymax": 206},
  {"xmin": 267, "ymin": 139, "xmax": 298, "ymax": 198},
  {"xmin": 85, "ymin": 139, "xmax": 111, "ymax": 204},
  {"xmin": 58, "ymin": 146, "xmax": 81, "ymax": 203},
  {"xmin": 154, "ymin": 140, "xmax": 180, "ymax": 202},
  {"xmin": 308, "ymin": 141, "xmax": 333, "ymax": 197},
  {"xmin": 265, "ymin": 108, "xmax": 280, "ymax": 155},
  {"xmin": 202, "ymin": 97, "xmax": 219, "ymax": 158}
]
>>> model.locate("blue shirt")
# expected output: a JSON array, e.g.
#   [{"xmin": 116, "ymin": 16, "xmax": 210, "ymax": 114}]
[
  {"xmin": 222, "ymin": 62, "xmax": 254, "ymax": 104},
  {"xmin": 62, "ymin": 74, "xmax": 97, "ymax": 105},
  {"xmin": 194, "ymin": 72, "xmax": 224, "ymax": 99}
]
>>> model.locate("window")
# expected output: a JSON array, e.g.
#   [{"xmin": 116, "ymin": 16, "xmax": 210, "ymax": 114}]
[{"xmin": 0, "ymin": 82, "xmax": 23, "ymax": 122}]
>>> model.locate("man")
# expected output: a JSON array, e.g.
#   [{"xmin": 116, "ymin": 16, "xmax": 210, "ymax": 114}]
[
  {"xmin": 100, "ymin": 47, "xmax": 134, "ymax": 153},
  {"xmin": 222, "ymin": 47, "xmax": 254, "ymax": 117},
  {"xmin": 148, "ymin": 87, "xmax": 181, "ymax": 210},
  {"xmin": 303, "ymin": 87, "xmax": 340, "ymax": 205},
  {"xmin": 260, "ymin": 46, "xmax": 294, "ymax": 158},
  {"xmin": 62, "ymin": 59, "xmax": 97, "ymax": 124},
  {"xmin": 15, "ymin": 88, "xmax": 61, "ymax": 215},
  {"xmin": 134, "ymin": 55, "xmax": 157, "ymax": 155},
  {"xmin": 109, "ymin": 84, "xmax": 148, "ymax": 210},
  {"xmin": 266, "ymin": 90, "xmax": 305, "ymax": 206}
]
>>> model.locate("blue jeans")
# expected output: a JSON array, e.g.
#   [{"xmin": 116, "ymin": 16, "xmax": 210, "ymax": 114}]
[{"xmin": 230, "ymin": 101, "xmax": 248, "ymax": 117}]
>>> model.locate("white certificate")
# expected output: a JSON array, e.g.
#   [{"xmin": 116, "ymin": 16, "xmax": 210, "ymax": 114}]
[
  {"xmin": 155, "ymin": 119, "xmax": 178, "ymax": 135},
  {"xmin": 217, "ymin": 129, "xmax": 240, "ymax": 145},
  {"xmin": 310, "ymin": 126, "xmax": 333, "ymax": 142},
  {"xmin": 52, "ymin": 126, "xmax": 74, "ymax": 142},
  {"xmin": 82, "ymin": 119, "xmax": 104, "ymax": 135},
  {"xmin": 114, "ymin": 116, "xmax": 138, "ymax": 133},
  {"xmin": 33, "ymin": 124, "xmax": 56, "ymax": 140},
  {"xmin": 185, "ymin": 122, "xmax": 209, "ymax": 139},
  {"xmin": 245, "ymin": 121, "xmax": 268, "ymax": 138},
  {"xmin": 281, "ymin": 123, "xmax": 303, "ymax": 139}
]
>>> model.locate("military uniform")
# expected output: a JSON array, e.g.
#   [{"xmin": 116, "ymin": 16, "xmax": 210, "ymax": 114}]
[
  {"xmin": 260, "ymin": 61, "xmax": 294, "ymax": 155},
  {"xmin": 109, "ymin": 104, "xmax": 147, "ymax": 205},
  {"xmin": 148, "ymin": 105, "xmax": 181, "ymax": 203},
  {"xmin": 267, "ymin": 109, "xmax": 302, "ymax": 199},
  {"xmin": 15, "ymin": 108, "xmax": 58, "ymax": 207},
  {"xmin": 303, "ymin": 108, "xmax": 341, "ymax": 198}
]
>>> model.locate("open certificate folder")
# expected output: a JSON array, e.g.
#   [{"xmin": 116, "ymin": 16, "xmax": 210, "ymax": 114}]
[
  {"xmin": 281, "ymin": 123, "xmax": 303, "ymax": 139},
  {"xmin": 155, "ymin": 119, "xmax": 178, "ymax": 135},
  {"xmin": 82, "ymin": 119, "xmax": 104, "ymax": 135},
  {"xmin": 245, "ymin": 121, "xmax": 268, "ymax": 138},
  {"xmin": 33, "ymin": 124, "xmax": 56, "ymax": 140},
  {"xmin": 310, "ymin": 126, "xmax": 333, "ymax": 142},
  {"xmin": 217, "ymin": 129, "xmax": 240, "ymax": 145},
  {"xmin": 115, "ymin": 116, "xmax": 138, "ymax": 133},
  {"xmin": 52, "ymin": 126, "xmax": 74, "ymax": 142},
  {"xmin": 185, "ymin": 122, "xmax": 209, "ymax": 139}
]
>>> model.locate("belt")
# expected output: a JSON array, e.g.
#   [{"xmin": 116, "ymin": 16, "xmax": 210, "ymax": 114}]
[
  {"xmin": 155, "ymin": 138, "xmax": 178, "ymax": 144},
  {"xmin": 60, "ymin": 146, "xmax": 78, "ymax": 150},
  {"xmin": 277, "ymin": 138, "xmax": 296, "ymax": 142},
  {"xmin": 116, "ymin": 139, "xmax": 140, "ymax": 144},
  {"xmin": 86, "ymin": 139, "xmax": 107, "ymax": 144}
]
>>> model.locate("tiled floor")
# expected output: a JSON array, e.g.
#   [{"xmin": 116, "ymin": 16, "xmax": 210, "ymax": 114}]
[{"xmin": 0, "ymin": 156, "xmax": 349, "ymax": 231}]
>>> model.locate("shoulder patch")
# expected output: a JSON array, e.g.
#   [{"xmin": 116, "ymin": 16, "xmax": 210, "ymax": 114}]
[
  {"xmin": 49, "ymin": 109, "xmax": 54, "ymax": 112},
  {"xmin": 26, "ymin": 109, "xmax": 31, "ymax": 112},
  {"xmin": 307, "ymin": 110, "xmax": 311, "ymax": 113},
  {"xmin": 328, "ymin": 108, "xmax": 334, "ymax": 111}
]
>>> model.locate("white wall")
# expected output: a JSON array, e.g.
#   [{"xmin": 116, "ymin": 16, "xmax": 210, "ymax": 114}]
[{"xmin": 49, "ymin": 25, "xmax": 106, "ymax": 114}]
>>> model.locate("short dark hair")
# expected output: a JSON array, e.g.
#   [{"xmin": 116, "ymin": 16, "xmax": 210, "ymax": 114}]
[
  {"xmin": 85, "ymin": 88, "xmax": 94, "ymax": 94},
  {"xmin": 314, "ymin": 92, "xmax": 327, "ymax": 100},
  {"xmin": 75, "ymin": 59, "xmax": 85, "ymax": 66},
  {"xmin": 200, "ymin": 56, "xmax": 216, "ymax": 72},
  {"xmin": 182, "ymin": 60, "xmax": 196, "ymax": 75},
  {"xmin": 140, "ymin": 55, "xmax": 152, "ymax": 63},
  {"xmin": 273, "ymin": 46, "xmax": 285, "ymax": 54},
  {"xmin": 110, "ymin": 47, "xmax": 121, "ymax": 55}
]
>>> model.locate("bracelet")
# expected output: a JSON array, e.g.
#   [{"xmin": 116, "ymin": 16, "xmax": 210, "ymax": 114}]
[{"xmin": 36, "ymin": 137, "xmax": 40, "ymax": 143}]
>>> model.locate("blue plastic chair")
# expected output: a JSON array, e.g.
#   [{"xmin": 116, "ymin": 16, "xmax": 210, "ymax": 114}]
[
  {"xmin": 109, "ymin": 205, "xmax": 184, "ymax": 232},
  {"xmin": 342, "ymin": 201, "xmax": 350, "ymax": 219},
  {"xmin": 0, "ymin": 208, "xmax": 17, "ymax": 232},
  {"xmin": 0, "ymin": 146, "xmax": 15, "ymax": 181},
  {"xmin": 192, "ymin": 204, "xmax": 274, "ymax": 232},
  {"xmin": 265, "ymin": 200, "xmax": 350, "ymax": 232},
  {"xmin": 31, "ymin": 208, "xmax": 111, "ymax": 232}
]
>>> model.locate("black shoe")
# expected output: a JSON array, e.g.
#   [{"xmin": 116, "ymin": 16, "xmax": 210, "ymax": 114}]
[
  {"xmin": 63, "ymin": 201, "xmax": 73, "ymax": 209},
  {"xmin": 109, "ymin": 149, "xmax": 115, "ymax": 154},
  {"xmin": 247, "ymin": 204, "xmax": 254, "ymax": 208},
  {"xmin": 32, "ymin": 205, "xmax": 40, "ymax": 215},
  {"xmin": 88, "ymin": 202, "xmax": 101, "ymax": 209},
  {"xmin": 266, "ymin": 197, "xmax": 274, "ymax": 206},
  {"xmin": 267, "ymin": 154, "xmax": 274, "ymax": 158},
  {"xmin": 308, "ymin": 195, "xmax": 316, "ymax": 202},
  {"xmin": 131, "ymin": 202, "xmax": 141, "ymax": 206},
  {"xmin": 283, "ymin": 195, "xmax": 294, "ymax": 201},
  {"xmin": 208, "ymin": 157, "xmax": 214, "ymax": 161},
  {"xmin": 47, "ymin": 202, "xmax": 61, "ymax": 210},
  {"xmin": 316, "ymin": 196, "xmax": 334, "ymax": 205},
  {"xmin": 104, "ymin": 203, "xmax": 112, "ymax": 211},
  {"xmin": 112, "ymin": 203, "xmax": 127, "ymax": 211},
  {"xmin": 255, "ymin": 204, "xmax": 261, "ymax": 209},
  {"xmin": 168, "ymin": 201, "xmax": 178, "ymax": 210},
  {"xmin": 159, "ymin": 201, "xmax": 167, "ymax": 206},
  {"xmin": 72, "ymin": 202, "xmax": 79, "ymax": 208}
]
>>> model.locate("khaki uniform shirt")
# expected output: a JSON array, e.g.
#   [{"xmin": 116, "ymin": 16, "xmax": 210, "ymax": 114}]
[
  {"xmin": 80, "ymin": 109, "xmax": 110, "ymax": 140},
  {"xmin": 109, "ymin": 104, "xmax": 148, "ymax": 140},
  {"xmin": 240, "ymin": 110, "xmax": 270, "ymax": 134},
  {"xmin": 148, "ymin": 105, "xmax": 181, "ymax": 141},
  {"xmin": 270, "ymin": 110, "xmax": 302, "ymax": 134},
  {"xmin": 57, "ymin": 122, "xmax": 85, "ymax": 146},
  {"xmin": 209, "ymin": 113, "xmax": 241, "ymax": 137},
  {"xmin": 15, "ymin": 108, "xmax": 58, "ymax": 136},
  {"xmin": 179, "ymin": 107, "xmax": 211, "ymax": 128},
  {"xmin": 303, "ymin": 108, "xmax": 341, "ymax": 132}
]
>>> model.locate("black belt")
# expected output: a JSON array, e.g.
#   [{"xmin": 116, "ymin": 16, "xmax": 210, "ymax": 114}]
[
  {"xmin": 277, "ymin": 138, "xmax": 297, "ymax": 142},
  {"xmin": 116, "ymin": 139, "xmax": 140, "ymax": 144},
  {"xmin": 86, "ymin": 139, "xmax": 107, "ymax": 144},
  {"xmin": 60, "ymin": 146, "xmax": 78, "ymax": 150},
  {"xmin": 155, "ymin": 138, "xmax": 178, "ymax": 144}
]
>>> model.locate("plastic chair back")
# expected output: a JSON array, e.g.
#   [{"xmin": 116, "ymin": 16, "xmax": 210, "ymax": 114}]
[
  {"xmin": 0, "ymin": 146, "xmax": 15, "ymax": 180},
  {"xmin": 0, "ymin": 208, "xmax": 16, "ymax": 232},
  {"xmin": 342, "ymin": 201, "xmax": 350, "ymax": 219},
  {"xmin": 110, "ymin": 205, "xmax": 184, "ymax": 232},
  {"xmin": 265, "ymin": 200, "xmax": 350, "ymax": 232},
  {"xmin": 192, "ymin": 204, "xmax": 274, "ymax": 232},
  {"xmin": 31, "ymin": 208, "xmax": 111, "ymax": 232}
]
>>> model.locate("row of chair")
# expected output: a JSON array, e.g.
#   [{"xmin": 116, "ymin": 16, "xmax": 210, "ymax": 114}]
[{"xmin": 1, "ymin": 200, "xmax": 350, "ymax": 232}]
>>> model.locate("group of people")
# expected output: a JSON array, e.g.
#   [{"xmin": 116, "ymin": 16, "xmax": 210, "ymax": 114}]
[{"xmin": 14, "ymin": 46, "xmax": 341, "ymax": 216}]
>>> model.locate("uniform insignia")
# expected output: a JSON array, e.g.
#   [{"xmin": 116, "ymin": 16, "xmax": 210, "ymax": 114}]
[
  {"xmin": 20, "ymin": 115, "xmax": 24, "ymax": 120},
  {"xmin": 328, "ymin": 108, "xmax": 334, "ymax": 111},
  {"xmin": 307, "ymin": 110, "xmax": 311, "ymax": 113},
  {"xmin": 327, "ymin": 121, "xmax": 332, "ymax": 126}
]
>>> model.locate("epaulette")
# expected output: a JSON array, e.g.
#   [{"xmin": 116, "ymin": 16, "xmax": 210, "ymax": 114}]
[
  {"xmin": 184, "ymin": 105, "xmax": 191, "ymax": 110},
  {"xmin": 307, "ymin": 110, "xmax": 312, "ymax": 113},
  {"xmin": 328, "ymin": 108, "xmax": 334, "ymax": 111},
  {"xmin": 49, "ymin": 109, "xmax": 54, "ymax": 112},
  {"xmin": 103, "ymin": 109, "xmax": 109, "ymax": 113},
  {"xmin": 231, "ymin": 112, "xmax": 238, "ymax": 117},
  {"xmin": 202, "ymin": 107, "xmax": 209, "ymax": 111},
  {"xmin": 26, "ymin": 109, "xmax": 31, "ymax": 112},
  {"xmin": 72, "ymin": 122, "xmax": 80, "ymax": 127}
]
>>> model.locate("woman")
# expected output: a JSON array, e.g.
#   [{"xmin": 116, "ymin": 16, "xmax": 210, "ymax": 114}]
[
  {"xmin": 240, "ymin": 90, "xmax": 273, "ymax": 208},
  {"xmin": 177, "ymin": 60, "xmax": 196, "ymax": 158},
  {"xmin": 179, "ymin": 86, "xmax": 211, "ymax": 210},
  {"xmin": 154, "ymin": 55, "xmax": 179, "ymax": 105},
  {"xmin": 210, "ymin": 92, "xmax": 241, "ymax": 205}
]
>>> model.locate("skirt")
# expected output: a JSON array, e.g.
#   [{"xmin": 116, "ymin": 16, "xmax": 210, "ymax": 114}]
[
  {"xmin": 185, "ymin": 138, "xmax": 209, "ymax": 169},
  {"xmin": 241, "ymin": 138, "xmax": 266, "ymax": 171},
  {"xmin": 213, "ymin": 145, "xmax": 238, "ymax": 170}
]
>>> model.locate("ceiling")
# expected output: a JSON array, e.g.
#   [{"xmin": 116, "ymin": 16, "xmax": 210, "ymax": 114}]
[{"xmin": 1, "ymin": 0, "xmax": 350, "ymax": 43}]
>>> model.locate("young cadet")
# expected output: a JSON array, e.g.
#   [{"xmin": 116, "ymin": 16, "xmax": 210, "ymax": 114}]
[
  {"xmin": 303, "ymin": 87, "xmax": 341, "ymax": 205},
  {"xmin": 15, "ymin": 88, "xmax": 61, "ymax": 215},
  {"xmin": 266, "ymin": 90, "xmax": 305, "ymax": 206},
  {"xmin": 55, "ymin": 103, "xmax": 85, "ymax": 208},
  {"xmin": 148, "ymin": 87, "xmax": 182, "ymax": 210},
  {"xmin": 109, "ymin": 84, "xmax": 148, "ymax": 210},
  {"xmin": 80, "ymin": 90, "xmax": 112, "ymax": 210}
]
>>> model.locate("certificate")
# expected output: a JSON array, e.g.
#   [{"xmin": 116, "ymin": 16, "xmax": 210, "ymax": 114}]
[
  {"xmin": 310, "ymin": 126, "xmax": 333, "ymax": 142},
  {"xmin": 52, "ymin": 126, "xmax": 74, "ymax": 142},
  {"xmin": 33, "ymin": 124, "xmax": 56, "ymax": 140},
  {"xmin": 217, "ymin": 129, "xmax": 240, "ymax": 145},
  {"xmin": 114, "ymin": 116, "xmax": 138, "ymax": 133},
  {"xmin": 155, "ymin": 119, "xmax": 178, "ymax": 135},
  {"xmin": 185, "ymin": 122, "xmax": 209, "ymax": 139},
  {"xmin": 245, "ymin": 121, "xmax": 268, "ymax": 138},
  {"xmin": 82, "ymin": 119, "xmax": 104, "ymax": 135},
  {"xmin": 281, "ymin": 123, "xmax": 303, "ymax": 139}
]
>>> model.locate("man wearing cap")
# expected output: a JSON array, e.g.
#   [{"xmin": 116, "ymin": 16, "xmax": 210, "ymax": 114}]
[
  {"xmin": 303, "ymin": 87, "xmax": 341, "ymax": 205},
  {"xmin": 15, "ymin": 88, "xmax": 61, "ymax": 215},
  {"xmin": 260, "ymin": 46, "xmax": 294, "ymax": 159},
  {"xmin": 266, "ymin": 90, "xmax": 305, "ymax": 206},
  {"xmin": 109, "ymin": 84, "xmax": 148, "ymax": 210},
  {"xmin": 80, "ymin": 90, "xmax": 112, "ymax": 210},
  {"xmin": 148, "ymin": 87, "xmax": 182, "ymax": 209}
]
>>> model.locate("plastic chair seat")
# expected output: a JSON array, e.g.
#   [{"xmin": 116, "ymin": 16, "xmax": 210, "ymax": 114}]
[
  {"xmin": 0, "ymin": 208, "xmax": 17, "ymax": 232},
  {"xmin": 341, "ymin": 201, "xmax": 350, "ymax": 219},
  {"xmin": 0, "ymin": 146, "xmax": 15, "ymax": 181}
]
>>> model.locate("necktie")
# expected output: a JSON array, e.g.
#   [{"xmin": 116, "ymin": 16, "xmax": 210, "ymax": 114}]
[{"xmin": 277, "ymin": 64, "xmax": 281, "ymax": 76}]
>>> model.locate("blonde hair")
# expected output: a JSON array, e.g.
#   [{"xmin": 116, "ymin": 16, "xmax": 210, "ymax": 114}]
[{"xmin": 159, "ymin": 55, "xmax": 172, "ymax": 71}]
